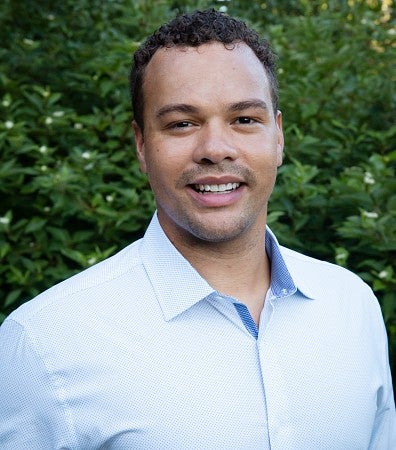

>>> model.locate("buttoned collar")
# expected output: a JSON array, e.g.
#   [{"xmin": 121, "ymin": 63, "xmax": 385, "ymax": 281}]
[{"xmin": 140, "ymin": 213, "xmax": 314, "ymax": 321}]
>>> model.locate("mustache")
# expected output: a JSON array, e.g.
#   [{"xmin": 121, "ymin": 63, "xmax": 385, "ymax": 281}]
[{"xmin": 176, "ymin": 163, "xmax": 257, "ymax": 188}]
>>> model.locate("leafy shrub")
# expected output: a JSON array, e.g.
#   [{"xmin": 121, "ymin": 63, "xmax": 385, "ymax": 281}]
[{"xmin": 1, "ymin": 0, "xmax": 395, "ymax": 382}]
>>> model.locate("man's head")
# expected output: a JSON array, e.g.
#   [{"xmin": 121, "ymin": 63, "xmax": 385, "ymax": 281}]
[
  {"xmin": 130, "ymin": 9, "xmax": 284, "ymax": 247},
  {"xmin": 130, "ymin": 8, "xmax": 278, "ymax": 131}
]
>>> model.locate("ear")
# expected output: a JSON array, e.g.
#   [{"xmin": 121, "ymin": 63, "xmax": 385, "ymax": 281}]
[
  {"xmin": 275, "ymin": 110, "xmax": 284, "ymax": 167},
  {"xmin": 132, "ymin": 120, "xmax": 147, "ymax": 173}
]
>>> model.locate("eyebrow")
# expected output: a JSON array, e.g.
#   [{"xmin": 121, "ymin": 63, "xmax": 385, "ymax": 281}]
[
  {"xmin": 228, "ymin": 99, "xmax": 269, "ymax": 112},
  {"xmin": 155, "ymin": 99, "xmax": 269, "ymax": 119},
  {"xmin": 156, "ymin": 104, "xmax": 199, "ymax": 119}
]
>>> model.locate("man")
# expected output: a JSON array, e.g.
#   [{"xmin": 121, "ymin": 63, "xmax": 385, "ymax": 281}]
[{"xmin": 0, "ymin": 9, "xmax": 394, "ymax": 449}]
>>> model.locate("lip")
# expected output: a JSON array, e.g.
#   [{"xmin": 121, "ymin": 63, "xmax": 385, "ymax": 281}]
[
  {"xmin": 189, "ymin": 175, "xmax": 245, "ymax": 185},
  {"xmin": 187, "ymin": 182, "xmax": 245, "ymax": 208}
]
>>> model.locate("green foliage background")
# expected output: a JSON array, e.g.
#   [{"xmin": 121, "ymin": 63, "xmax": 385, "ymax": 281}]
[{"xmin": 1, "ymin": 0, "xmax": 395, "ymax": 385}]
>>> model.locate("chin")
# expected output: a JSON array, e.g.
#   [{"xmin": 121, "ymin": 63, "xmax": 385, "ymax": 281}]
[{"xmin": 183, "ymin": 217, "xmax": 254, "ymax": 244}]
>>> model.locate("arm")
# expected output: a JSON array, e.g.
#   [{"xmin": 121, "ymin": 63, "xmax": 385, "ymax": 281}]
[
  {"xmin": 0, "ymin": 318, "xmax": 73, "ymax": 449},
  {"xmin": 368, "ymin": 314, "xmax": 396, "ymax": 449}
]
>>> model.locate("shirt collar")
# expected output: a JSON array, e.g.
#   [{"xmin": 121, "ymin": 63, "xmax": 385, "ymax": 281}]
[
  {"xmin": 140, "ymin": 213, "xmax": 312, "ymax": 321},
  {"xmin": 140, "ymin": 213, "xmax": 215, "ymax": 321},
  {"xmin": 265, "ymin": 227, "xmax": 314, "ymax": 300},
  {"xmin": 265, "ymin": 226, "xmax": 296, "ymax": 298}
]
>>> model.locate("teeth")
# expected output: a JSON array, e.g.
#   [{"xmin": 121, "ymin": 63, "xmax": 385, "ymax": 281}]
[{"xmin": 195, "ymin": 183, "xmax": 240, "ymax": 193}]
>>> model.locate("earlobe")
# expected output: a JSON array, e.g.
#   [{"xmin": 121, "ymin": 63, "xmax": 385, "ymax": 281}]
[
  {"xmin": 276, "ymin": 111, "xmax": 284, "ymax": 167},
  {"xmin": 132, "ymin": 120, "xmax": 147, "ymax": 173}
]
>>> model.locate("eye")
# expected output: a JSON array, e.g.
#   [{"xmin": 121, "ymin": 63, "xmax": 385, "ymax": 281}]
[
  {"xmin": 171, "ymin": 121, "xmax": 193, "ymax": 128},
  {"xmin": 234, "ymin": 117, "xmax": 256, "ymax": 125},
  {"xmin": 164, "ymin": 119, "xmax": 196, "ymax": 135}
]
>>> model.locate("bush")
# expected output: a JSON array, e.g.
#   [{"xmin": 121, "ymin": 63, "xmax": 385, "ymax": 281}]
[{"xmin": 1, "ymin": 0, "xmax": 395, "ymax": 382}]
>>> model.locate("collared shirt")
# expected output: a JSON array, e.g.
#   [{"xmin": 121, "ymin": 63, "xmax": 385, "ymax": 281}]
[{"xmin": 0, "ymin": 213, "xmax": 394, "ymax": 449}]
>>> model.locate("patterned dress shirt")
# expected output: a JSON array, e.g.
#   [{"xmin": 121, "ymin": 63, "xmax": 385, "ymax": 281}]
[{"xmin": 0, "ymin": 212, "xmax": 394, "ymax": 449}]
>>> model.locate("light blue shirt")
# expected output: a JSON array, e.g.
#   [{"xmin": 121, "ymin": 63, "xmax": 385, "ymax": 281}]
[{"xmin": 0, "ymin": 213, "xmax": 394, "ymax": 449}]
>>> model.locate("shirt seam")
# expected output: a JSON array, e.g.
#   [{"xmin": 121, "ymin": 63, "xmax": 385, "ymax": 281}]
[
  {"xmin": 14, "ymin": 262, "xmax": 143, "ymax": 325},
  {"xmin": 8, "ymin": 318, "xmax": 79, "ymax": 448}
]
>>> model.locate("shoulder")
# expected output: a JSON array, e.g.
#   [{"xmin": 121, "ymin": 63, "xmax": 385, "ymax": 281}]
[
  {"xmin": 279, "ymin": 246, "xmax": 388, "ymax": 343},
  {"xmin": 281, "ymin": 245, "xmax": 362, "ymax": 281},
  {"xmin": 6, "ymin": 238, "xmax": 145, "ymax": 327},
  {"xmin": 280, "ymin": 245, "xmax": 377, "ymax": 304},
  {"xmin": 281, "ymin": 245, "xmax": 366, "ymax": 283}
]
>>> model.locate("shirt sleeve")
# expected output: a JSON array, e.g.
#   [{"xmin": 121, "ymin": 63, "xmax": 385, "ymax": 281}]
[
  {"xmin": 368, "ymin": 308, "xmax": 396, "ymax": 449},
  {"xmin": 0, "ymin": 318, "xmax": 74, "ymax": 449}
]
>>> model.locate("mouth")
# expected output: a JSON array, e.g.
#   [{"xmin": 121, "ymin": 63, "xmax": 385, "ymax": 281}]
[{"xmin": 192, "ymin": 182, "xmax": 241, "ymax": 194}]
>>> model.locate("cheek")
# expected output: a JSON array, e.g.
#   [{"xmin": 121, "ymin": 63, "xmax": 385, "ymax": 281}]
[
  {"xmin": 143, "ymin": 142, "xmax": 162, "ymax": 172},
  {"xmin": 249, "ymin": 145, "xmax": 279, "ymax": 169},
  {"xmin": 145, "ymin": 155, "xmax": 175, "ymax": 190},
  {"xmin": 148, "ymin": 142, "xmax": 189, "ymax": 175}
]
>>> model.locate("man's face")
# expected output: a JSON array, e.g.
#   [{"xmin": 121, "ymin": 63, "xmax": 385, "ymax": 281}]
[{"xmin": 133, "ymin": 42, "xmax": 283, "ymax": 245}]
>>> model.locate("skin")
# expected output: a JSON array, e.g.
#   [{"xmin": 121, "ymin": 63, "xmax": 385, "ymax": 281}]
[{"xmin": 133, "ymin": 42, "xmax": 284, "ymax": 324}]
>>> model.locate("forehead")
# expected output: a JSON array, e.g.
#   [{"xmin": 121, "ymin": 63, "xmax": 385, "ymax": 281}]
[
  {"xmin": 149, "ymin": 40, "xmax": 261, "ymax": 64},
  {"xmin": 142, "ymin": 42, "xmax": 271, "ymax": 111}
]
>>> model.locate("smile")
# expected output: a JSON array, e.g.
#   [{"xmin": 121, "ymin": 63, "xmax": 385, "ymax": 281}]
[{"xmin": 193, "ymin": 183, "xmax": 240, "ymax": 194}]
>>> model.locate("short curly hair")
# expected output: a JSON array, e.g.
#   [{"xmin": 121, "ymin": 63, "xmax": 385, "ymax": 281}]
[{"xmin": 130, "ymin": 9, "xmax": 278, "ymax": 130}]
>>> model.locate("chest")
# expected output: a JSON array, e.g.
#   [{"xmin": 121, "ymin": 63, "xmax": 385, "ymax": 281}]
[{"xmin": 54, "ymin": 301, "xmax": 378, "ymax": 449}]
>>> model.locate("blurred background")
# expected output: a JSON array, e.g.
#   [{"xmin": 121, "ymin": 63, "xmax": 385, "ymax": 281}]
[{"xmin": 0, "ymin": 0, "xmax": 395, "ymax": 389}]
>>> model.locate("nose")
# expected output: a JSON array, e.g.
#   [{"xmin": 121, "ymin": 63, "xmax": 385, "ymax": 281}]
[{"xmin": 192, "ymin": 122, "xmax": 239, "ymax": 165}]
